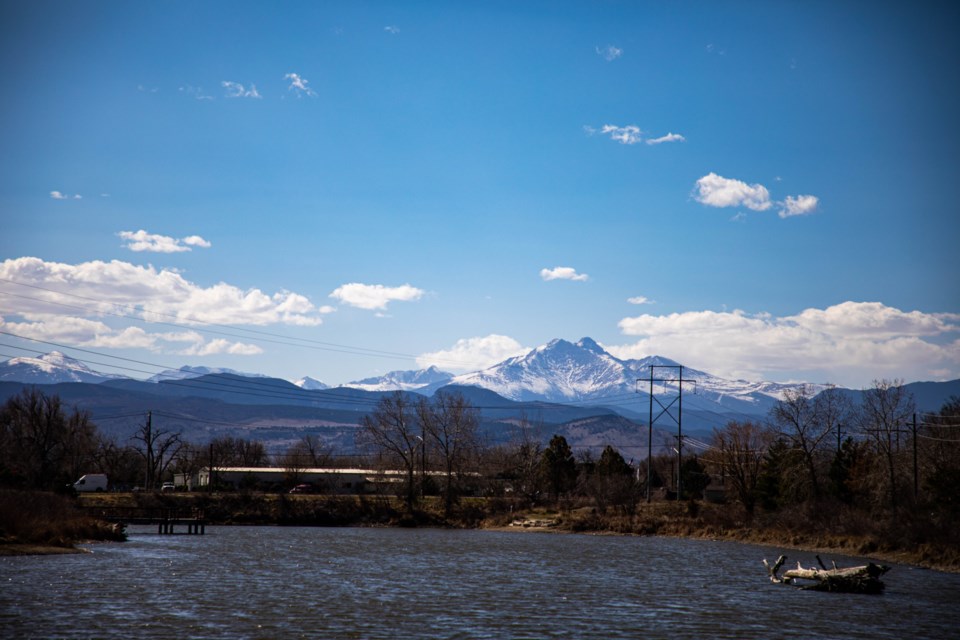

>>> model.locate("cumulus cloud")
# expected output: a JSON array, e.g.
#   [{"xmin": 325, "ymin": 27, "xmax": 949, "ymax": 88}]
[
  {"xmin": 600, "ymin": 124, "xmax": 642, "ymax": 145},
  {"xmin": 181, "ymin": 235, "xmax": 212, "ymax": 248},
  {"xmin": 118, "ymin": 230, "xmax": 212, "ymax": 253},
  {"xmin": 329, "ymin": 283, "xmax": 424, "ymax": 311},
  {"xmin": 540, "ymin": 267, "xmax": 589, "ymax": 282},
  {"xmin": 222, "ymin": 81, "xmax": 261, "ymax": 99},
  {"xmin": 694, "ymin": 173, "xmax": 821, "ymax": 219},
  {"xmin": 596, "ymin": 45, "xmax": 622, "ymax": 61},
  {"xmin": 693, "ymin": 173, "xmax": 772, "ymax": 211},
  {"xmin": 646, "ymin": 132, "xmax": 685, "ymax": 145},
  {"xmin": 0, "ymin": 316, "xmax": 262, "ymax": 356},
  {"xmin": 628, "ymin": 296, "xmax": 654, "ymax": 305},
  {"xmin": 779, "ymin": 194, "xmax": 819, "ymax": 218},
  {"xmin": 0, "ymin": 257, "xmax": 329, "ymax": 328},
  {"xmin": 417, "ymin": 334, "xmax": 527, "ymax": 372},
  {"xmin": 609, "ymin": 301, "xmax": 960, "ymax": 387},
  {"xmin": 384, "ymin": 25, "xmax": 400, "ymax": 34},
  {"xmin": 285, "ymin": 72, "xmax": 317, "ymax": 97},
  {"xmin": 180, "ymin": 338, "xmax": 263, "ymax": 356}
]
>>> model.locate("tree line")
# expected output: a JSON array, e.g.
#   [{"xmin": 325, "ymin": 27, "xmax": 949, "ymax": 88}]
[{"xmin": 2, "ymin": 381, "xmax": 958, "ymax": 546}]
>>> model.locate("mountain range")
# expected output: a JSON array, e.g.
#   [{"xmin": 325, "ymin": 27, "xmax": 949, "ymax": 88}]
[{"xmin": 1, "ymin": 340, "xmax": 957, "ymax": 456}]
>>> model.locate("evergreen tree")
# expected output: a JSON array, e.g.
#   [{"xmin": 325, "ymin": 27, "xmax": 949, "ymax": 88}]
[{"xmin": 539, "ymin": 435, "xmax": 577, "ymax": 499}]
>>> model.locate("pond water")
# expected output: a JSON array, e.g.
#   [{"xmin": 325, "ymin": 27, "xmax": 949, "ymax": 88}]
[{"xmin": 2, "ymin": 526, "xmax": 958, "ymax": 639}]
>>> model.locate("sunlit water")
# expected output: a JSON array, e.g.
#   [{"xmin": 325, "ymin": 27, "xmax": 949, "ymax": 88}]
[{"xmin": 2, "ymin": 525, "xmax": 958, "ymax": 639}]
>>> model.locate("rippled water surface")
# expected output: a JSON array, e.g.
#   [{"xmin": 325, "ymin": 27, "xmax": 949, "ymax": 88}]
[{"xmin": 2, "ymin": 526, "xmax": 958, "ymax": 638}]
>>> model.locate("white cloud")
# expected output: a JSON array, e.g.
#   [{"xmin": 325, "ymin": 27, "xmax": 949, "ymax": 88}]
[
  {"xmin": 694, "ymin": 173, "xmax": 821, "ymax": 219},
  {"xmin": 181, "ymin": 235, "xmax": 212, "ymax": 248},
  {"xmin": 779, "ymin": 194, "xmax": 819, "ymax": 218},
  {"xmin": 179, "ymin": 85, "xmax": 214, "ymax": 101},
  {"xmin": 600, "ymin": 124, "xmax": 642, "ymax": 145},
  {"xmin": 628, "ymin": 296, "xmax": 654, "ymax": 305},
  {"xmin": 540, "ymin": 266, "xmax": 589, "ymax": 282},
  {"xmin": 285, "ymin": 72, "xmax": 317, "ymax": 97},
  {"xmin": 693, "ymin": 173, "xmax": 772, "ymax": 211},
  {"xmin": 0, "ymin": 256, "xmax": 328, "ymax": 328},
  {"xmin": 329, "ymin": 283, "xmax": 424, "ymax": 311},
  {"xmin": 596, "ymin": 45, "xmax": 622, "ymax": 61},
  {"xmin": 180, "ymin": 338, "xmax": 263, "ymax": 356},
  {"xmin": 0, "ymin": 316, "xmax": 261, "ymax": 356},
  {"xmin": 610, "ymin": 301, "xmax": 960, "ymax": 387},
  {"xmin": 384, "ymin": 25, "xmax": 400, "ymax": 34},
  {"xmin": 50, "ymin": 190, "xmax": 81, "ymax": 200},
  {"xmin": 646, "ymin": 132, "xmax": 685, "ymax": 145},
  {"xmin": 222, "ymin": 81, "xmax": 261, "ymax": 99},
  {"xmin": 417, "ymin": 335, "xmax": 527, "ymax": 372},
  {"xmin": 117, "ymin": 230, "xmax": 212, "ymax": 253}
]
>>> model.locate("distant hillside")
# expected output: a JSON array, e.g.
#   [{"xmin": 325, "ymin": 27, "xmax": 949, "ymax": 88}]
[{"xmin": 2, "ymin": 344, "xmax": 956, "ymax": 456}]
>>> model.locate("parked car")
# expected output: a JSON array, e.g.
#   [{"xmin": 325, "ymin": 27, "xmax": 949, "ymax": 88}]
[
  {"xmin": 289, "ymin": 483, "xmax": 315, "ymax": 494},
  {"xmin": 160, "ymin": 482, "xmax": 175, "ymax": 492}
]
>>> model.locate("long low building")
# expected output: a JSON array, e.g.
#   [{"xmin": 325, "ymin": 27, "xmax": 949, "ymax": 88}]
[{"xmin": 176, "ymin": 467, "xmax": 451, "ymax": 493}]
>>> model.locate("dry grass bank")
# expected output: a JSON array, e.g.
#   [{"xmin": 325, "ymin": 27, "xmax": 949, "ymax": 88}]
[
  {"xmin": 512, "ymin": 501, "xmax": 960, "ymax": 574},
  {"xmin": 75, "ymin": 492, "xmax": 960, "ymax": 573},
  {"xmin": 0, "ymin": 490, "xmax": 125, "ymax": 555}
]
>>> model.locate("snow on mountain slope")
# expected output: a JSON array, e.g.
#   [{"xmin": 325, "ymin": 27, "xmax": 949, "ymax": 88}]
[
  {"xmin": 343, "ymin": 366, "xmax": 454, "ymax": 393},
  {"xmin": 293, "ymin": 376, "xmax": 329, "ymax": 390},
  {"xmin": 146, "ymin": 365, "xmax": 268, "ymax": 383},
  {"xmin": 450, "ymin": 337, "xmax": 808, "ymax": 415},
  {"xmin": 0, "ymin": 351, "xmax": 125, "ymax": 384},
  {"xmin": 0, "ymin": 343, "xmax": 822, "ymax": 416}
]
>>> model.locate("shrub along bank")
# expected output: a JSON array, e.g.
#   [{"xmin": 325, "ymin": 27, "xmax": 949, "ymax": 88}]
[
  {"xmin": 73, "ymin": 492, "xmax": 960, "ymax": 572},
  {"xmin": 0, "ymin": 490, "xmax": 126, "ymax": 555}
]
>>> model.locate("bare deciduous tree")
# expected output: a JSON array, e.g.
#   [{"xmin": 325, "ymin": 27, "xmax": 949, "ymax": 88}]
[
  {"xmin": 770, "ymin": 385, "xmax": 832, "ymax": 499},
  {"xmin": 417, "ymin": 392, "xmax": 479, "ymax": 516},
  {"xmin": 705, "ymin": 421, "xmax": 773, "ymax": 515},
  {"xmin": 857, "ymin": 379, "xmax": 915, "ymax": 509},
  {"xmin": 360, "ymin": 392, "xmax": 420, "ymax": 512},
  {"xmin": 131, "ymin": 412, "xmax": 182, "ymax": 490},
  {"xmin": 0, "ymin": 389, "xmax": 98, "ymax": 490}
]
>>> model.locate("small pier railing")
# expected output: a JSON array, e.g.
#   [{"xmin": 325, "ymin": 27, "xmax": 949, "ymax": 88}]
[{"xmin": 83, "ymin": 506, "xmax": 207, "ymax": 535}]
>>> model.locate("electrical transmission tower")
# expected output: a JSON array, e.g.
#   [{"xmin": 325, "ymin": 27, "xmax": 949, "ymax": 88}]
[{"xmin": 640, "ymin": 365, "xmax": 696, "ymax": 502}]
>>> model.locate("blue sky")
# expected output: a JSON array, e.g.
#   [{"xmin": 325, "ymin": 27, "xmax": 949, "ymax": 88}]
[{"xmin": 1, "ymin": 0, "xmax": 958, "ymax": 388}]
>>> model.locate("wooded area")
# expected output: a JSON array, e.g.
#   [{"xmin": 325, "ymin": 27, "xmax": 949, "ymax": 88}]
[{"xmin": 2, "ymin": 380, "xmax": 959, "ymax": 568}]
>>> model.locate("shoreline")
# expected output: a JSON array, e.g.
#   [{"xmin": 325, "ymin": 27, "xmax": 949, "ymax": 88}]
[
  {"xmin": 6, "ymin": 491, "xmax": 954, "ymax": 573},
  {"xmin": 4, "ymin": 521, "xmax": 956, "ymax": 574}
]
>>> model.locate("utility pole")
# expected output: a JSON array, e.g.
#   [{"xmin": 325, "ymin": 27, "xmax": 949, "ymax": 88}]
[
  {"xmin": 145, "ymin": 410, "xmax": 153, "ymax": 490},
  {"xmin": 912, "ymin": 413, "xmax": 918, "ymax": 499},
  {"xmin": 641, "ymin": 365, "xmax": 696, "ymax": 502}
]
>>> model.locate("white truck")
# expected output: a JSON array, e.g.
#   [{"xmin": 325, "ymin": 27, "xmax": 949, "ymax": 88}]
[{"xmin": 72, "ymin": 474, "xmax": 109, "ymax": 493}]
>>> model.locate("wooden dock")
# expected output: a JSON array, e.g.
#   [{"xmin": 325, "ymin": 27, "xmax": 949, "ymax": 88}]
[{"xmin": 83, "ymin": 506, "xmax": 207, "ymax": 535}]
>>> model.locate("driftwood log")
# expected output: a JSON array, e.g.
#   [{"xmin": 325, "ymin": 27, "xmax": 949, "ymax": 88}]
[{"xmin": 763, "ymin": 554, "xmax": 890, "ymax": 594}]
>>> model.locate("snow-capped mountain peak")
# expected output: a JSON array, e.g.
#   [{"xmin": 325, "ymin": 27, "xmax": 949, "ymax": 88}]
[
  {"xmin": 343, "ymin": 365, "xmax": 454, "ymax": 393},
  {"xmin": 146, "ymin": 365, "xmax": 268, "ymax": 383},
  {"xmin": 0, "ymin": 351, "xmax": 124, "ymax": 384},
  {"xmin": 294, "ymin": 376, "xmax": 329, "ymax": 390}
]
